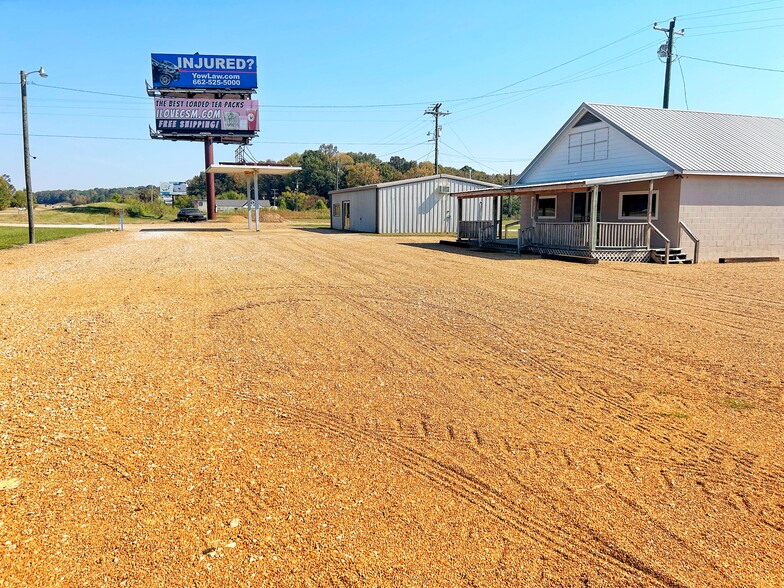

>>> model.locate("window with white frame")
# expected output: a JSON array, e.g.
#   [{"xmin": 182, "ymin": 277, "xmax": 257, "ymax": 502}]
[
  {"xmin": 536, "ymin": 195, "xmax": 557, "ymax": 219},
  {"xmin": 568, "ymin": 127, "xmax": 609, "ymax": 164},
  {"xmin": 619, "ymin": 191, "xmax": 658, "ymax": 220}
]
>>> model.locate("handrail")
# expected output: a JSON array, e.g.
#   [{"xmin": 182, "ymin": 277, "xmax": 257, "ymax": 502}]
[
  {"xmin": 679, "ymin": 221, "xmax": 700, "ymax": 264},
  {"xmin": 648, "ymin": 222, "xmax": 670, "ymax": 262},
  {"xmin": 504, "ymin": 220, "xmax": 520, "ymax": 239}
]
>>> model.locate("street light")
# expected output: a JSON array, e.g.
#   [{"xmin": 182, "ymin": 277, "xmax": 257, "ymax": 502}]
[{"xmin": 20, "ymin": 66, "xmax": 47, "ymax": 245}]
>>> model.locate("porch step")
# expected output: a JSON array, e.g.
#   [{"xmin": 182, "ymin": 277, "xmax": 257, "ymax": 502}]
[{"xmin": 650, "ymin": 248, "xmax": 693, "ymax": 264}]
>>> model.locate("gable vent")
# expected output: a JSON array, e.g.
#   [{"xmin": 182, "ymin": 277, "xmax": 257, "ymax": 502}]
[{"xmin": 574, "ymin": 111, "xmax": 601, "ymax": 127}]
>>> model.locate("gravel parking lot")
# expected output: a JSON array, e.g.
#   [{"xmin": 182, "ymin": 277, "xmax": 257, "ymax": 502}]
[{"xmin": 1, "ymin": 224, "xmax": 782, "ymax": 586}]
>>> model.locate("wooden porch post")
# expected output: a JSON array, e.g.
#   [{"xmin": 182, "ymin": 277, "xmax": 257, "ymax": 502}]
[
  {"xmin": 589, "ymin": 185, "xmax": 599, "ymax": 252},
  {"xmin": 457, "ymin": 197, "xmax": 463, "ymax": 240},
  {"xmin": 493, "ymin": 196, "xmax": 500, "ymax": 239},
  {"xmin": 646, "ymin": 179, "xmax": 653, "ymax": 249}
]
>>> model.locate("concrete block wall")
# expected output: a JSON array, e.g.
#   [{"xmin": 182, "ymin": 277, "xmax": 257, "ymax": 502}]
[{"xmin": 679, "ymin": 205, "xmax": 784, "ymax": 260}]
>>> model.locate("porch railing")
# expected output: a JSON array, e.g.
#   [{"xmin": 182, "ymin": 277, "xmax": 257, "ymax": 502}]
[
  {"xmin": 679, "ymin": 221, "xmax": 700, "ymax": 264},
  {"xmin": 535, "ymin": 222, "xmax": 590, "ymax": 247},
  {"xmin": 518, "ymin": 221, "xmax": 650, "ymax": 250},
  {"xmin": 458, "ymin": 220, "xmax": 496, "ymax": 240},
  {"xmin": 597, "ymin": 222, "xmax": 647, "ymax": 249}
]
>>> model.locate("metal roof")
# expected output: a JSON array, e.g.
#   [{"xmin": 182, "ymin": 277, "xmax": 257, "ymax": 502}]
[
  {"xmin": 585, "ymin": 103, "xmax": 784, "ymax": 176},
  {"xmin": 454, "ymin": 171, "xmax": 673, "ymax": 199},
  {"xmin": 329, "ymin": 173, "xmax": 498, "ymax": 195}
]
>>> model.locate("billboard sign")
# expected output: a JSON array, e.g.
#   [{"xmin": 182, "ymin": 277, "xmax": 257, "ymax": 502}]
[
  {"xmin": 151, "ymin": 53, "xmax": 257, "ymax": 90},
  {"xmin": 160, "ymin": 182, "xmax": 186, "ymax": 204},
  {"xmin": 154, "ymin": 97, "xmax": 259, "ymax": 137}
]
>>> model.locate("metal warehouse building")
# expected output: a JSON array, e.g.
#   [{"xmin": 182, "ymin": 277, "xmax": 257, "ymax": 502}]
[{"xmin": 329, "ymin": 174, "xmax": 500, "ymax": 233}]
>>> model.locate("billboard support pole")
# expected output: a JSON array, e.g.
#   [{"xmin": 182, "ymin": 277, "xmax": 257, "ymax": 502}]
[{"xmin": 205, "ymin": 137, "xmax": 216, "ymax": 220}]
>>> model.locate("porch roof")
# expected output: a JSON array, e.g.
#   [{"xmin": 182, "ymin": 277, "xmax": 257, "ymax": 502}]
[{"xmin": 453, "ymin": 171, "xmax": 673, "ymax": 199}]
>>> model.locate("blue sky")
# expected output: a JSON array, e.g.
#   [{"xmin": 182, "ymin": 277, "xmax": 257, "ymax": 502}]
[{"xmin": 1, "ymin": 0, "xmax": 783, "ymax": 190}]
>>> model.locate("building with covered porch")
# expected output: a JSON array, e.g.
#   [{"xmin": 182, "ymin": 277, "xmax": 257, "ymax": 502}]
[{"xmin": 454, "ymin": 103, "xmax": 784, "ymax": 263}]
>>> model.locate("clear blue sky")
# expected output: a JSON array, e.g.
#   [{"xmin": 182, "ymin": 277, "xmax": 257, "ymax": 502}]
[{"xmin": 1, "ymin": 0, "xmax": 783, "ymax": 191}]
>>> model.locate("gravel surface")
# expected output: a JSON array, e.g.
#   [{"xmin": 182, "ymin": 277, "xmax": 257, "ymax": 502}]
[{"xmin": 1, "ymin": 224, "xmax": 782, "ymax": 587}]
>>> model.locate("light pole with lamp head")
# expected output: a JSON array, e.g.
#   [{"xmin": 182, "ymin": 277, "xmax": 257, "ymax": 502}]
[{"xmin": 20, "ymin": 66, "xmax": 47, "ymax": 245}]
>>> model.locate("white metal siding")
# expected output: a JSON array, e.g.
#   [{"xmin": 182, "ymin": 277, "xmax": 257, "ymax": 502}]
[
  {"xmin": 522, "ymin": 121, "xmax": 672, "ymax": 185},
  {"xmin": 331, "ymin": 188, "xmax": 377, "ymax": 232},
  {"xmin": 378, "ymin": 177, "xmax": 495, "ymax": 234}
]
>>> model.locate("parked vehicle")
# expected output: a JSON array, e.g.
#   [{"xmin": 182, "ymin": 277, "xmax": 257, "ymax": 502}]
[{"xmin": 176, "ymin": 208, "xmax": 207, "ymax": 222}]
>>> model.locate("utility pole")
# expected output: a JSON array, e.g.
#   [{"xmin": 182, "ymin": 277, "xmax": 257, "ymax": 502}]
[
  {"xmin": 20, "ymin": 71, "xmax": 34, "ymax": 244},
  {"xmin": 653, "ymin": 18, "xmax": 684, "ymax": 109},
  {"xmin": 425, "ymin": 103, "xmax": 450, "ymax": 173}
]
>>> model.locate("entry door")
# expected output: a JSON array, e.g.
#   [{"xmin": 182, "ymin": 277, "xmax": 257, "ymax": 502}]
[
  {"xmin": 572, "ymin": 192, "xmax": 601, "ymax": 222},
  {"xmin": 341, "ymin": 201, "xmax": 351, "ymax": 230}
]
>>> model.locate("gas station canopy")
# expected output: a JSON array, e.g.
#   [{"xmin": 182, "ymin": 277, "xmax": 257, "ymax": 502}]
[{"xmin": 206, "ymin": 163, "xmax": 301, "ymax": 176}]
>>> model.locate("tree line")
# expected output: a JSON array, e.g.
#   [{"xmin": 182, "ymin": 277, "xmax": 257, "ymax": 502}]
[
  {"xmin": 2, "ymin": 146, "xmax": 515, "ymax": 212},
  {"xmin": 185, "ymin": 145, "xmax": 513, "ymax": 210}
]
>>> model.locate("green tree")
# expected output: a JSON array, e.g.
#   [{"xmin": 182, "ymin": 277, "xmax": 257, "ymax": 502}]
[
  {"xmin": 0, "ymin": 175, "xmax": 12, "ymax": 210},
  {"xmin": 389, "ymin": 156, "xmax": 416, "ymax": 174},
  {"xmin": 186, "ymin": 173, "xmax": 241, "ymax": 199},
  {"xmin": 404, "ymin": 161, "xmax": 435, "ymax": 179},
  {"xmin": 10, "ymin": 189, "xmax": 27, "ymax": 208},
  {"xmin": 174, "ymin": 194, "xmax": 192, "ymax": 208},
  {"xmin": 345, "ymin": 162, "xmax": 380, "ymax": 187},
  {"xmin": 378, "ymin": 162, "xmax": 403, "ymax": 183},
  {"xmin": 217, "ymin": 190, "xmax": 244, "ymax": 200}
]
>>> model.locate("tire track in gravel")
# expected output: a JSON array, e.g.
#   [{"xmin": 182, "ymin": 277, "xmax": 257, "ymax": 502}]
[
  {"xmin": 209, "ymin": 259, "xmax": 784, "ymax": 500},
  {"xmin": 233, "ymin": 391, "xmax": 691, "ymax": 588},
  {"xmin": 231, "ymin": 240, "xmax": 784, "ymax": 503},
  {"xmin": 3, "ymin": 428, "xmax": 133, "ymax": 481}
]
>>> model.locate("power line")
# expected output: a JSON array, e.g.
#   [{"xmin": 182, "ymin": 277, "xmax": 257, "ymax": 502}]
[
  {"xmin": 679, "ymin": 55, "xmax": 784, "ymax": 73},
  {"xmin": 677, "ymin": 58, "xmax": 690, "ymax": 110},
  {"xmin": 687, "ymin": 22, "xmax": 784, "ymax": 36},
  {"xmin": 31, "ymin": 82, "xmax": 150, "ymax": 100},
  {"xmin": 674, "ymin": 0, "xmax": 784, "ymax": 20}
]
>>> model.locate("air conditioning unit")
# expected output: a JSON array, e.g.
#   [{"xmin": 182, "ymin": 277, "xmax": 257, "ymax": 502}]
[{"xmin": 438, "ymin": 185, "xmax": 451, "ymax": 194}]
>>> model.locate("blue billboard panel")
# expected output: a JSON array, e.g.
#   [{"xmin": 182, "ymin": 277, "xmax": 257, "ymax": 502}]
[{"xmin": 151, "ymin": 53, "xmax": 257, "ymax": 90}]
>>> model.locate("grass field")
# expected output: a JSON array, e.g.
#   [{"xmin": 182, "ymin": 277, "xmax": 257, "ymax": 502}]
[
  {"xmin": 0, "ymin": 203, "xmax": 331, "ymax": 227},
  {"xmin": 0, "ymin": 226, "xmax": 104, "ymax": 249}
]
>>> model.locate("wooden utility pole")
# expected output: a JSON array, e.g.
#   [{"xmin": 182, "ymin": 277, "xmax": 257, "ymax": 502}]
[
  {"xmin": 20, "ymin": 70, "xmax": 35, "ymax": 244},
  {"xmin": 425, "ymin": 103, "xmax": 450, "ymax": 173},
  {"xmin": 654, "ymin": 18, "xmax": 684, "ymax": 109}
]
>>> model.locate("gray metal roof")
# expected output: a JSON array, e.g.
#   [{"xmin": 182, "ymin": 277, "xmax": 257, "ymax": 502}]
[
  {"xmin": 585, "ymin": 103, "xmax": 784, "ymax": 176},
  {"xmin": 329, "ymin": 173, "xmax": 498, "ymax": 195}
]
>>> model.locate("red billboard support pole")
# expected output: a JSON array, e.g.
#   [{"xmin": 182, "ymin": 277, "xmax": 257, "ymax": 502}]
[{"xmin": 204, "ymin": 137, "xmax": 216, "ymax": 220}]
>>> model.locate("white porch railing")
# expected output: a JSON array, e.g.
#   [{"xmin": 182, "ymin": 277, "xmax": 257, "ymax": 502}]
[
  {"xmin": 513, "ymin": 221, "xmax": 649, "ymax": 250},
  {"xmin": 465, "ymin": 220, "xmax": 655, "ymax": 251},
  {"xmin": 597, "ymin": 222, "xmax": 647, "ymax": 249},
  {"xmin": 535, "ymin": 222, "xmax": 590, "ymax": 247}
]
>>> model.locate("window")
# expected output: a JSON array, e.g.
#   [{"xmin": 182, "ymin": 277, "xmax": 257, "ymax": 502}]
[
  {"xmin": 536, "ymin": 195, "xmax": 557, "ymax": 219},
  {"xmin": 619, "ymin": 191, "xmax": 658, "ymax": 220},
  {"xmin": 572, "ymin": 191, "xmax": 601, "ymax": 222},
  {"xmin": 568, "ymin": 127, "xmax": 609, "ymax": 164},
  {"xmin": 332, "ymin": 203, "xmax": 340, "ymax": 216}
]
